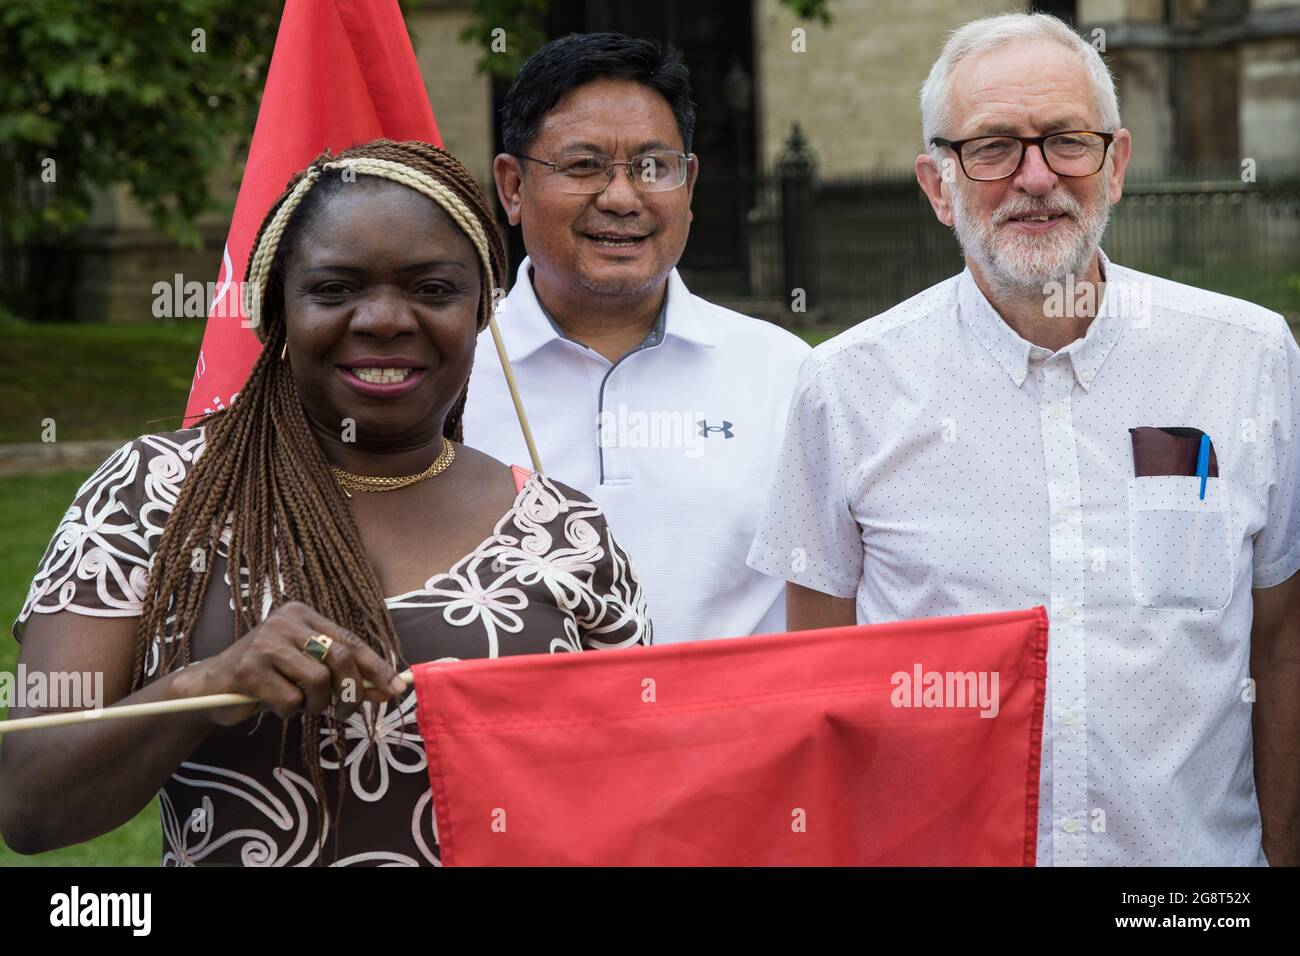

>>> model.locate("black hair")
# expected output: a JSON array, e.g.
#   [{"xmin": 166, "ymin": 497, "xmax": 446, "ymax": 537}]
[{"xmin": 501, "ymin": 32, "xmax": 696, "ymax": 155}]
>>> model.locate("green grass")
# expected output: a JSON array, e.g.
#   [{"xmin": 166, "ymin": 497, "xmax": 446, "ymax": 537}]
[
  {"xmin": 0, "ymin": 469, "xmax": 160, "ymax": 866},
  {"xmin": 0, "ymin": 321, "xmax": 204, "ymax": 445},
  {"xmin": 1123, "ymin": 259, "xmax": 1300, "ymax": 322},
  {"xmin": 798, "ymin": 327, "xmax": 849, "ymax": 347},
  {"xmin": 0, "ymin": 321, "xmax": 840, "ymax": 449}
]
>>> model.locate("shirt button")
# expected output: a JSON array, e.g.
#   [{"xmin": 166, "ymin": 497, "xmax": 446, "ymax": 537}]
[
  {"xmin": 1058, "ymin": 605, "xmax": 1075, "ymax": 619},
  {"xmin": 1062, "ymin": 819, "xmax": 1079, "ymax": 833},
  {"xmin": 1080, "ymin": 370, "xmax": 1094, "ymax": 384},
  {"xmin": 1061, "ymin": 711, "xmax": 1077, "ymax": 726},
  {"xmin": 1046, "ymin": 405, "xmax": 1063, "ymax": 419}
]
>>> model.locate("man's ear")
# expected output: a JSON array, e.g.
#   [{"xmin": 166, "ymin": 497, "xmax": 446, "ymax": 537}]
[
  {"xmin": 685, "ymin": 152, "xmax": 700, "ymax": 224},
  {"xmin": 915, "ymin": 151, "xmax": 955, "ymax": 227},
  {"xmin": 1107, "ymin": 128, "xmax": 1131, "ymax": 206},
  {"xmin": 493, "ymin": 153, "xmax": 525, "ymax": 226}
]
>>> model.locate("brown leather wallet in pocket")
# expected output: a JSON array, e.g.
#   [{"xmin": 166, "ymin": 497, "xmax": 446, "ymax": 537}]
[{"xmin": 1129, "ymin": 426, "xmax": 1218, "ymax": 478}]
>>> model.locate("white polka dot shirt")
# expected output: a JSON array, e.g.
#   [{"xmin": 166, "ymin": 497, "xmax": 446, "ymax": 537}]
[{"xmin": 747, "ymin": 250, "xmax": 1300, "ymax": 866}]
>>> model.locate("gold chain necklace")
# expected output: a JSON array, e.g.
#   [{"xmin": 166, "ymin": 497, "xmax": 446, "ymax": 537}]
[{"xmin": 331, "ymin": 438, "xmax": 455, "ymax": 497}]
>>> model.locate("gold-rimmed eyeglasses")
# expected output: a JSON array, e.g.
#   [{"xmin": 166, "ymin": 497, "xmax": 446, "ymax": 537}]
[
  {"xmin": 930, "ymin": 130, "xmax": 1115, "ymax": 182},
  {"xmin": 515, "ymin": 150, "xmax": 694, "ymax": 195}
]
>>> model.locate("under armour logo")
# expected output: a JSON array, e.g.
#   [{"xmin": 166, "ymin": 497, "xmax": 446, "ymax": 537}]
[{"xmin": 698, "ymin": 420, "xmax": 734, "ymax": 439}]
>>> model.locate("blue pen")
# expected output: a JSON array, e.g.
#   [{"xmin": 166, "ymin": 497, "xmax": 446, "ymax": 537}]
[{"xmin": 1196, "ymin": 434, "xmax": 1211, "ymax": 500}]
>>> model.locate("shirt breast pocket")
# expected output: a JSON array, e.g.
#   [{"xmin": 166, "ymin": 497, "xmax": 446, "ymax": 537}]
[{"xmin": 1128, "ymin": 475, "xmax": 1233, "ymax": 612}]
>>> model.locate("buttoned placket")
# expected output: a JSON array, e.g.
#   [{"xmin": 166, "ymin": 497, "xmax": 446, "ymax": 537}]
[
  {"xmin": 531, "ymin": 285, "xmax": 667, "ymax": 487},
  {"xmin": 591, "ymin": 328, "xmax": 664, "ymax": 486},
  {"xmin": 1037, "ymin": 350, "xmax": 1090, "ymax": 865}
]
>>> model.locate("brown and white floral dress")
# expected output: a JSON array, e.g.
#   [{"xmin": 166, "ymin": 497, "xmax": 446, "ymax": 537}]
[{"xmin": 13, "ymin": 427, "xmax": 652, "ymax": 866}]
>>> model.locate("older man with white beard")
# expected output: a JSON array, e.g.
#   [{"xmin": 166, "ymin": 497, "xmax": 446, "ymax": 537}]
[{"xmin": 748, "ymin": 11, "xmax": 1300, "ymax": 867}]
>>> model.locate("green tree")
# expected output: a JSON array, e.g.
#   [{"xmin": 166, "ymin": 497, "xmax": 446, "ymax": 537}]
[
  {"xmin": 0, "ymin": 0, "xmax": 283, "ymax": 247},
  {"xmin": 0, "ymin": 0, "xmax": 832, "ymax": 320}
]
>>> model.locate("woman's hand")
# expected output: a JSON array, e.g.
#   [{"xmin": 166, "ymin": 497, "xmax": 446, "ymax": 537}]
[{"xmin": 183, "ymin": 601, "xmax": 407, "ymax": 726}]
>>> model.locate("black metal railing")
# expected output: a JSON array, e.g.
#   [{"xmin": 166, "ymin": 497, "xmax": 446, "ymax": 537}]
[{"xmin": 727, "ymin": 129, "xmax": 1300, "ymax": 326}]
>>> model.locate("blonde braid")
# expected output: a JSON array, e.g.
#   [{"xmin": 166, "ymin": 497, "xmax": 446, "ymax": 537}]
[
  {"xmin": 244, "ymin": 167, "xmax": 324, "ymax": 338},
  {"xmin": 325, "ymin": 158, "xmax": 496, "ymax": 282}
]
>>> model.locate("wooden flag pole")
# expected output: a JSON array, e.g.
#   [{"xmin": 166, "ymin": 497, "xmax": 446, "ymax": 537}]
[
  {"xmin": 1, "ymin": 310, "xmax": 535, "ymax": 738},
  {"xmin": 0, "ymin": 670, "xmax": 414, "ymax": 737},
  {"xmin": 487, "ymin": 312, "xmax": 543, "ymax": 474}
]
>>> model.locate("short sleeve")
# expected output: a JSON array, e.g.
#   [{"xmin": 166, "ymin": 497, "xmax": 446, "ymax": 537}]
[
  {"xmin": 577, "ymin": 512, "xmax": 653, "ymax": 650},
  {"xmin": 1253, "ymin": 330, "xmax": 1300, "ymax": 588},
  {"xmin": 746, "ymin": 355, "xmax": 864, "ymax": 599},
  {"xmin": 13, "ymin": 430, "xmax": 205, "ymax": 642}
]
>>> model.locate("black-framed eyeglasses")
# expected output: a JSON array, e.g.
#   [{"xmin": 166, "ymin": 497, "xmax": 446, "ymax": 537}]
[
  {"xmin": 930, "ymin": 130, "xmax": 1115, "ymax": 182},
  {"xmin": 514, "ymin": 150, "xmax": 694, "ymax": 195}
]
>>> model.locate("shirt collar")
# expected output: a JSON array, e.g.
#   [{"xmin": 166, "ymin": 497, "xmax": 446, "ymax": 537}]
[
  {"xmin": 663, "ymin": 268, "xmax": 715, "ymax": 348},
  {"xmin": 957, "ymin": 249, "xmax": 1125, "ymax": 392},
  {"xmin": 495, "ymin": 257, "xmax": 714, "ymax": 362}
]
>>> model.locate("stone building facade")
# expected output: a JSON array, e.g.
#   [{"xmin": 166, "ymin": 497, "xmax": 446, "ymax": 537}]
[{"xmin": 62, "ymin": 0, "xmax": 1300, "ymax": 324}]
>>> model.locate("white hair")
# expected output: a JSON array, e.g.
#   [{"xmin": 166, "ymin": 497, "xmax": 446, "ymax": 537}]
[{"xmin": 919, "ymin": 11, "xmax": 1121, "ymax": 148}]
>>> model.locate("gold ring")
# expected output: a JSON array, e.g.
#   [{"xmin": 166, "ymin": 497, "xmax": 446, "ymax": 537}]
[{"xmin": 302, "ymin": 634, "xmax": 333, "ymax": 663}]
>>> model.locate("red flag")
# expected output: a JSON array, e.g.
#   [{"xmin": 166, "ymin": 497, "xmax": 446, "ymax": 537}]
[
  {"xmin": 184, "ymin": 0, "xmax": 440, "ymax": 423},
  {"xmin": 414, "ymin": 607, "xmax": 1048, "ymax": 866}
]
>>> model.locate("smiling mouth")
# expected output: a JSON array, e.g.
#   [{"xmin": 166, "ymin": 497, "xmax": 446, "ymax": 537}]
[
  {"xmin": 349, "ymin": 367, "xmax": 415, "ymax": 384},
  {"xmin": 1007, "ymin": 212, "xmax": 1068, "ymax": 224},
  {"xmin": 584, "ymin": 232, "xmax": 650, "ymax": 248}
]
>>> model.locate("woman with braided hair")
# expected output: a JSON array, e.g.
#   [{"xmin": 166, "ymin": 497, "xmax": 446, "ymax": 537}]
[{"xmin": 0, "ymin": 139, "xmax": 651, "ymax": 865}]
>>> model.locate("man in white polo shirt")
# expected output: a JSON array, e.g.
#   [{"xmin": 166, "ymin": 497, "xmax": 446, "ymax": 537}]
[
  {"xmin": 748, "ymin": 12, "xmax": 1299, "ymax": 865},
  {"xmin": 464, "ymin": 33, "xmax": 809, "ymax": 644}
]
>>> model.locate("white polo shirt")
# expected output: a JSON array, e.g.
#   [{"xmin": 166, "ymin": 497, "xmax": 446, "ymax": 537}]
[
  {"xmin": 464, "ymin": 257, "xmax": 811, "ymax": 644},
  {"xmin": 747, "ymin": 251, "xmax": 1300, "ymax": 866}
]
